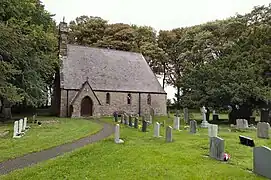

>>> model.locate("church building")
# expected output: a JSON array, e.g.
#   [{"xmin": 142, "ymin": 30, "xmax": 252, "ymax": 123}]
[{"xmin": 51, "ymin": 22, "xmax": 167, "ymax": 117}]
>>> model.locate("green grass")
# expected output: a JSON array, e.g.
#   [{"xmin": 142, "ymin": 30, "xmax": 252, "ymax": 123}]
[
  {"xmin": 1, "ymin": 115, "xmax": 270, "ymax": 180},
  {"xmin": 0, "ymin": 116, "xmax": 102, "ymax": 162}
]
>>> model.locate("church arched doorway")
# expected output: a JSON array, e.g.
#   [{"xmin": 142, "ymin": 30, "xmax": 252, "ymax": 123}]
[{"xmin": 81, "ymin": 96, "xmax": 93, "ymax": 117}]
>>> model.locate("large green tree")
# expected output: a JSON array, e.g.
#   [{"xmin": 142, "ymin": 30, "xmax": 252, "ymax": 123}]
[{"xmin": 0, "ymin": 0, "xmax": 58, "ymax": 118}]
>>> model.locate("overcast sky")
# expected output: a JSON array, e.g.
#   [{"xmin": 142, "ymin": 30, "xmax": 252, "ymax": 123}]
[{"xmin": 42, "ymin": 0, "xmax": 270, "ymax": 100}]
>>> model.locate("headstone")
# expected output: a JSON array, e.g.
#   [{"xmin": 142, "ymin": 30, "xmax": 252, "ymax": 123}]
[
  {"xmin": 166, "ymin": 126, "xmax": 173, "ymax": 142},
  {"xmin": 213, "ymin": 114, "xmax": 219, "ymax": 121},
  {"xmin": 32, "ymin": 114, "xmax": 36, "ymax": 123},
  {"xmin": 213, "ymin": 110, "xmax": 216, "ymax": 115},
  {"xmin": 208, "ymin": 124, "xmax": 218, "ymax": 137},
  {"xmin": 154, "ymin": 122, "xmax": 161, "ymax": 138},
  {"xmin": 253, "ymin": 146, "xmax": 271, "ymax": 179},
  {"xmin": 128, "ymin": 115, "xmax": 133, "ymax": 127},
  {"xmin": 13, "ymin": 121, "xmax": 21, "ymax": 138},
  {"xmin": 18, "ymin": 119, "xmax": 23, "ymax": 135},
  {"xmin": 249, "ymin": 116, "xmax": 256, "ymax": 124},
  {"xmin": 120, "ymin": 114, "xmax": 124, "ymax": 124},
  {"xmin": 114, "ymin": 124, "xmax": 124, "ymax": 144},
  {"xmin": 23, "ymin": 117, "xmax": 27, "ymax": 131},
  {"xmin": 190, "ymin": 120, "xmax": 197, "ymax": 134},
  {"xmin": 236, "ymin": 119, "xmax": 249, "ymax": 129},
  {"xmin": 167, "ymin": 111, "xmax": 170, "ymax": 118},
  {"xmin": 134, "ymin": 117, "xmax": 138, "ymax": 129},
  {"xmin": 257, "ymin": 122, "xmax": 270, "ymax": 139},
  {"xmin": 124, "ymin": 114, "xmax": 128, "ymax": 125},
  {"xmin": 114, "ymin": 112, "xmax": 118, "ymax": 122},
  {"xmin": 260, "ymin": 108, "xmax": 269, "ymax": 122},
  {"xmin": 173, "ymin": 116, "xmax": 180, "ymax": 130},
  {"xmin": 176, "ymin": 110, "xmax": 180, "ymax": 117},
  {"xmin": 239, "ymin": 135, "xmax": 255, "ymax": 147},
  {"xmin": 201, "ymin": 106, "xmax": 209, "ymax": 128},
  {"xmin": 142, "ymin": 120, "xmax": 147, "ymax": 132},
  {"xmin": 183, "ymin": 108, "xmax": 189, "ymax": 124},
  {"xmin": 209, "ymin": 136, "xmax": 224, "ymax": 161}
]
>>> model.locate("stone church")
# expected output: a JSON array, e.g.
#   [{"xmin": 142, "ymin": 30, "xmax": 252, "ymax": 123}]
[{"xmin": 51, "ymin": 22, "xmax": 167, "ymax": 117}]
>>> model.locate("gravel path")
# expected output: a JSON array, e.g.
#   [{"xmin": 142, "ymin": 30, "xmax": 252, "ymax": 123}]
[{"xmin": 0, "ymin": 119, "xmax": 114, "ymax": 175}]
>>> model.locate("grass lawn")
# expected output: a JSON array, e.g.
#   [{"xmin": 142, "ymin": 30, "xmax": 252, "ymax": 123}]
[
  {"xmin": 1, "ymin": 114, "xmax": 269, "ymax": 180},
  {"xmin": 0, "ymin": 116, "xmax": 102, "ymax": 162}
]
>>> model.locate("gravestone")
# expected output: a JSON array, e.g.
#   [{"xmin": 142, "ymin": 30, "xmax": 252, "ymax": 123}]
[
  {"xmin": 239, "ymin": 135, "xmax": 255, "ymax": 147},
  {"xmin": 13, "ymin": 121, "xmax": 21, "ymax": 138},
  {"xmin": 260, "ymin": 108, "xmax": 270, "ymax": 122},
  {"xmin": 253, "ymin": 146, "xmax": 271, "ymax": 179},
  {"xmin": 190, "ymin": 120, "xmax": 197, "ymax": 134},
  {"xmin": 183, "ymin": 108, "xmax": 189, "ymax": 124},
  {"xmin": 124, "ymin": 114, "xmax": 128, "ymax": 125},
  {"xmin": 18, "ymin": 119, "xmax": 23, "ymax": 135},
  {"xmin": 114, "ymin": 112, "xmax": 118, "ymax": 122},
  {"xmin": 208, "ymin": 124, "xmax": 218, "ymax": 137},
  {"xmin": 236, "ymin": 119, "xmax": 249, "ymax": 129},
  {"xmin": 154, "ymin": 122, "xmax": 161, "ymax": 138},
  {"xmin": 209, "ymin": 136, "xmax": 224, "ymax": 161},
  {"xmin": 32, "ymin": 114, "xmax": 36, "ymax": 123},
  {"xmin": 257, "ymin": 122, "xmax": 270, "ymax": 139},
  {"xmin": 166, "ymin": 126, "xmax": 173, "ymax": 142},
  {"xmin": 201, "ymin": 106, "xmax": 209, "ymax": 128},
  {"xmin": 23, "ymin": 117, "xmax": 27, "ymax": 131},
  {"xmin": 134, "ymin": 117, "xmax": 138, "ymax": 129},
  {"xmin": 128, "ymin": 115, "xmax": 133, "ymax": 127},
  {"xmin": 173, "ymin": 116, "xmax": 180, "ymax": 130},
  {"xmin": 114, "ymin": 124, "xmax": 124, "ymax": 144},
  {"xmin": 142, "ymin": 120, "xmax": 147, "ymax": 132},
  {"xmin": 120, "ymin": 114, "xmax": 124, "ymax": 124}
]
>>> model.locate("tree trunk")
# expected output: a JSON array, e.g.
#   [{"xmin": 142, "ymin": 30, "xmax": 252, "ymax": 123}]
[{"xmin": 176, "ymin": 85, "xmax": 181, "ymax": 111}]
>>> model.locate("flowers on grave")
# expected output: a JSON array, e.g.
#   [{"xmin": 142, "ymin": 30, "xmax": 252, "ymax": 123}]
[{"xmin": 223, "ymin": 153, "xmax": 230, "ymax": 161}]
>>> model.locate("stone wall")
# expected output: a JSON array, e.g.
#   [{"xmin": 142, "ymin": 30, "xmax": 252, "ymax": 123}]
[{"xmin": 59, "ymin": 88, "xmax": 167, "ymax": 117}]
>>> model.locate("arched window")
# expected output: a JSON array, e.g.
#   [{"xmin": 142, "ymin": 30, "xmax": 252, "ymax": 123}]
[
  {"xmin": 127, "ymin": 93, "xmax": 131, "ymax": 104},
  {"xmin": 147, "ymin": 94, "xmax": 151, "ymax": 105},
  {"xmin": 106, "ymin": 93, "xmax": 110, "ymax": 104}
]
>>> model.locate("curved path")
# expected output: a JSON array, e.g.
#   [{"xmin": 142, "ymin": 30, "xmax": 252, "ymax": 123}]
[{"xmin": 0, "ymin": 119, "xmax": 114, "ymax": 175}]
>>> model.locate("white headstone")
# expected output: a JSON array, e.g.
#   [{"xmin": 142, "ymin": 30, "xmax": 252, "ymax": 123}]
[
  {"xmin": 154, "ymin": 122, "xmax": 161, "ymax": 138},
  {"xmin": 18, "ymin": 119, "xmax": 23, "ymax": 134},
  {"xmin": 174, "ymin": 117, "xmax": 180, "ymax": 130},
  {"xmin": 13, "ymin": 121, "xmax": 21, "ymax": 138},
  {"xmin": 201, "ymin": 106, "xmax": 209, "ymax": 128},
  {"xmin": 114, "ymin": 124, "xmax": 124, "ymax": 144},
  {"xmin": 23, "ymin": 117, "xmax": 27, "ymax": 131},
  {"xmin": 257, "ymin": 122, "xmax": 270, "ymax": 139},
  {"xmin": 236, "ymin": 119, "xmax": 249, "ymax": 129},
  {"xmin": 208, "ymin": 124, "xmax": 218, "ymax": 137}
]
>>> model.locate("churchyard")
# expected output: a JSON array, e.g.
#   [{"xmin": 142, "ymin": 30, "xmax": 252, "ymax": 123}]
[
  {"xmin": 1, "ymin": 110, "xmax": 270, "ymax": 180},
  {"xmin": 0, "ymin": 116, "xmax": 102, "ymax": 162}
]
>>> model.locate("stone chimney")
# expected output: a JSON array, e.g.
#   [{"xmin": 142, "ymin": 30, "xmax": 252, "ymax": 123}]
[{"xmin": 58, "ymin": 20, "xmax": 68, "ymax": 57}]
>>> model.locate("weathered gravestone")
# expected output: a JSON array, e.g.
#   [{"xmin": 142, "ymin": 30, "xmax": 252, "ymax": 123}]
[
  {"xmin": 142, "ymin": 120, "xmax": 147, "ymax": 132},
  {"xmin": 18, "ymin": 119, "xmax": 24, "ymax": 135},
  {"xmin": 239, "ymin": 135, "xmax": 255, "ymax": 147},
  {"xmin": 32, "ymin": 114, "xmax": 36, "ymax": 123},
  {"xmin": 13, "ymin": 121, "xmax": 21, "ymax": 138},
  {"xmin": 113, "ymin": 112, "xmax": 118, "ymax": 122},
  {"xmin": 257, "ymin": 122, "xmax": 270, "ymax": 139},
  {"xmin": 253, "ymin": 146, "xmax": 271, "ymax": 179},
  {"xmin": 23, "ymin": 117, "xmax": 28, "ymax": 131},
  {"xmin": 209, "ymin": 137, "xmax": 224, "ymax": 161},
  {"xmin": 128, "ymin": 115, "xmax": 133, "ymax": 127},
  {"xmin": 120, "ymin": 114, "xmax": 124, "ymax": 124},
  {"xmin": 190, "ymin": 120, "xmax": 197, "ymax": 134},
  {"xmin": 236, "ymin": 119, "xmax": 249, "ymax": 129},
  {"xmin": 154, "ymin": 122, "xmax": 161, "ymax": 138},
  {"xmin": 173, "ymin": 116, "xmax": 180, "ymax": 130},
  {"xmin": 183, "ymin": 108, "xmax": 189, "ymax": 124},
  {"xmin": 134, "ymin": 117, "xmax": 138, "ymax": 129},
  {"xmin": 208, "ymin": 124, "xmax": 218, "ymax": 137},
  {"xmin": 212, "ymin": 111, "xmax": 219, "ymax": 121},
  {"xmin": 114, "ymin": 124, "xmax": 124, "ymax": 144},
  {"xmin": 260, "ymin": 108, "xmax": 270, "ymax": 123},
  {"xmin": 201, "ymin": 106, "xmax": 209, "ymax": 128},
  {"xmin": 166, "ymin": 126, "xmax": 173, "ymax": 142},
  {"xmin": 124, "ymin": 114, "xmax": 128, "ymax": 125}
]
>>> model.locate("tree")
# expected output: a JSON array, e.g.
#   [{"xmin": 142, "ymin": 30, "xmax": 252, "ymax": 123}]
[{"xmin": 0, "ymin": 0, "xmax": 58, "ymax": 118}]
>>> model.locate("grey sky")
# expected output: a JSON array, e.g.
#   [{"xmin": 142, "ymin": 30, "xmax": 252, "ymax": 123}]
[{"xmin": 42, "ymin": 0, "xmax": 270, "ymax": 100}]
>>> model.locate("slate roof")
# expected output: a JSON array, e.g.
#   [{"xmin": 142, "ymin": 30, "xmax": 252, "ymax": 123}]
[{"xmin": 62, "ymin": 44, "xmax": 166, "ymax": 94}]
